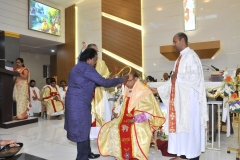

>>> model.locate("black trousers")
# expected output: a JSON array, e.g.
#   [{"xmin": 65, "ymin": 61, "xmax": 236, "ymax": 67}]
[
  {"xmin": 87, "ymin": 137, "xmax": 92, "ymax": 154},
  {"xmin": 76, "ymin": 139, "xmax": 90, "ymax": 160},
  {"xmin": 180, "ymin": 155, "xmax": 200, "ymax": 160}
]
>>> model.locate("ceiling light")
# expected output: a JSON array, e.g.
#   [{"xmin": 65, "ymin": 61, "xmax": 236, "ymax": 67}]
[
  {"xmin": 157, "ymin": 8, "xmax": 162, "ymax": 11},
  {"xmin": 154, "ymin": 63, "xmax": 156, "ymax": 66},
  {"xmin": 51, "ymin": 50, "xmax": 55, "ymax": 52},
  {"xmin": 102, "ymin": 49, "xmax": 143, "ymax": 72},
  {"xmin": 102, "ymin": 12, "xmax": 142, "ymax": 30}
]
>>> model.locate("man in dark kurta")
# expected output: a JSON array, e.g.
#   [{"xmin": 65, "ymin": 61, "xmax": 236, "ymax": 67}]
[{"xmin": 64, "ymin": 48, "xmax": 128, "ymax": 160}]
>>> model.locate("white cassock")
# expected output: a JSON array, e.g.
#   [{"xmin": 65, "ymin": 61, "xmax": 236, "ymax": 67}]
[
  {"xmin": 59, "ymin": 86, "xmax": 68, "ymax": 104},
  {"xmin": 157, "ymin": 47, "xmax": 208, "ymax": 159},
  {"xmin": 90, "ymin": 88, "xmax": 112, "ymax": 139},
  {"xmin": 28, "ymin": 87, "xmax": 42, "ymax": 116}
]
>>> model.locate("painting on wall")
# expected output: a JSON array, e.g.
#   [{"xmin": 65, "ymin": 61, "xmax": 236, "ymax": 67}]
[{"xmin": 28, "ymin": 0, "xmax": 61, "ymax": 36}]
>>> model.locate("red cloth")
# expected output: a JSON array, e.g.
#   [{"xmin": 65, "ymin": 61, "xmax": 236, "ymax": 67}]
[
  {"xmin": 157, "ymin": 139, "xmax": 176, "ymax": 157},
  {"xmin": 91, "ymin": 120, "xmax": 96, "ymax": 127}
]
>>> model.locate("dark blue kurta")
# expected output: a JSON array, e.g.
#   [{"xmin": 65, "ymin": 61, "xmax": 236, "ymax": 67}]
[{"xmin": 64, "ymin": 62, "xmax": 122, "ymax": 142}]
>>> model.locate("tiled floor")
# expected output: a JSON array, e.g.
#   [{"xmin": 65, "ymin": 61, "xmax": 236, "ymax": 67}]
[{"xmin": 0, "ymin": 118, "xmax": 238, "ymax": 160}]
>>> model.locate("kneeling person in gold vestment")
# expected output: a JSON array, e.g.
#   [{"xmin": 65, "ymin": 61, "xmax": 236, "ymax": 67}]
[
  {"xmin": 42, "ymin": 78, "xmax": 65, "ymax": 120},
  {"xmin": 98, "ymin": 71, "xmax": 165, "ymax": 160}
]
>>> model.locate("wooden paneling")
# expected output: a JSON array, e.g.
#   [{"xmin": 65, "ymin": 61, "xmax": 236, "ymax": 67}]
[
  {"xmin": 102, "ymin": 53, "xmax": 141, "ymax": 76},
  {"xmin": 50, "ymin": 55, "xmax": 57, "ymax": 77},
  {"xmin": 102, "ymin": 17, "xmax": 142, "ymax": 66},
  {"xmin": 160, "ymin": 41, "xmax": 220, "ymax": 61},
  {"xmin": 56, "ymin": 5, "xmax": 75, "ymax": 84},
  {"xmin": 102, "ymin": 0, "xmax": 141, "ymax": 25}
]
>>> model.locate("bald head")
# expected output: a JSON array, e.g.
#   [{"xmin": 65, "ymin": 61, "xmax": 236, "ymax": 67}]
[
  {"xmin": 126, "ymin": 71, "xmax": 138, "ymax": 89},
  {"xmin": 163, "ymin": 72, "xmax": 169, "ymax": 81},
  {"xmin": 87, "ymin": 44, "xmax": 98, "ymax": 52},
  {"xmin": 173, "ymin": 32, "xmax": 188, "ymax": 52}
]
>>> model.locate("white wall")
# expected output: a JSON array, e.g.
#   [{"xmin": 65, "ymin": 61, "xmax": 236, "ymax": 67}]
[
  {"xmin": 20, "ymin": 52, "xmax": 50, "ymax": 89},
  {"xmin": 142, "ymin": 0, "xmax": 240, "ymax": 81},
  {"xmin": 0, "ymin": 0, "xmax": 65, "ymax": 43},
  {"xmin": 76, "ymin": 0, "xmax": 102, "ymax": 60}
]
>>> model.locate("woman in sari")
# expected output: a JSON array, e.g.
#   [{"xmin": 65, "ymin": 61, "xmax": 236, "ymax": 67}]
[{"xmin": 13, "ymin": 58, "xmax": 30, "ymax": 120}]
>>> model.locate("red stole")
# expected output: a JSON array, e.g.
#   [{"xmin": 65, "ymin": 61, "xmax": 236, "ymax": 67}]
[
  {"xmin": 32, "ymin": 89, "xmax": 39, "ymax": 100},
  {"xmin": 169, "ymin": 55, "xmax": 182, "ymax": 133},
  {"xmin": 119, "ymin": 97, "xmax": 136, "ymax": 159}
]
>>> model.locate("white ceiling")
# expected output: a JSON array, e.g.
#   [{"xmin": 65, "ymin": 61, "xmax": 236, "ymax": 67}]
[
  {"xmin": 20, "ymin": 35, "xmax": 63, "ymax": 55},
  {"xmin": 46, "ymin": 0, "xmax": 83, "ymax": 8}
]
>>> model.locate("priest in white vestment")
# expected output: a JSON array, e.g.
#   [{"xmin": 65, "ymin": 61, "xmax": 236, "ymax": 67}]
[
  {"xmin": 28, "ymin": 80, "xmax": 42, "ymax": 116},
  {"xmin": 151, "ymin": 32, "xmax": 208, "ymax": 160},
  {"xmin": 59, "ymin": 80, "xmax": 68, "ymax": 104}
]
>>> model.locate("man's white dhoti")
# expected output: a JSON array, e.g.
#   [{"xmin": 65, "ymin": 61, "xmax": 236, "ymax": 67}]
[{"xmin": 168, "ymin": 88, "xmax": 205, "ymax": 158}]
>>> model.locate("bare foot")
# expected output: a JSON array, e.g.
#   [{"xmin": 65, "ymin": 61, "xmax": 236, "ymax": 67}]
[
  {"xmin": 16, "ymin": 115, "xmax": 28, "ymax": 120},
  {"xmin": 12, "ymin": 116, "xmax": 17, "ymax": 120},
  {"xmin": 57, "ymin": 116, "xmax": 62, "ymax": 120}
]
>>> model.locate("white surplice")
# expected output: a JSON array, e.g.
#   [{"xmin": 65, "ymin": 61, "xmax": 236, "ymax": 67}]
[
  {"xmin": 28, "ymin": 86, "xmax": 42, "ymax": 116},
  {"xmin": 59, "ymin": 86, "xmax": 68, "ymax": 104},
  {"xmin": 157, "ymin": 47, "xmax": 208, "ymax": 158}
]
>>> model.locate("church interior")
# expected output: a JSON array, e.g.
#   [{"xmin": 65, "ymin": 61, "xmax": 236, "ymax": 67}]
[{"xmin": 0, "ymin": 0, "xmax": 240, "ymax": 159}]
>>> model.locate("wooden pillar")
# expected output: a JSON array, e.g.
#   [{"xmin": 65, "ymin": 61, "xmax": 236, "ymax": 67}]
[{"xmin": 55, "ymin": 5, "xmax": 76, "ymax": 85}]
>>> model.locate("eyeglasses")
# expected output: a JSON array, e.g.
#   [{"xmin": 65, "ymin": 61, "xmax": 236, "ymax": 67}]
[{"xmin": 127, "ymin": 78, "xmax": 134, "ymax": 82}]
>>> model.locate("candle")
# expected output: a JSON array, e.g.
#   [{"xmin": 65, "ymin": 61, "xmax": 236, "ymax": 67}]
[{"xmin": 121, "ymin": 84, "xmax": 124, "ymax": 95}]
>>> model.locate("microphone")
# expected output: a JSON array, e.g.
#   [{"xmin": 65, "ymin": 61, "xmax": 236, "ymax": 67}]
[
  {"xmin": 211, "ymin": 65, "xmax": 220, "ymax": 71},
  {"xmin": 169, "ymin": 71, "xmax": 173, "ymax": 78},
  {"xmin": 0, "ymin": 59, "xmax": 14, "ymax": 64}
]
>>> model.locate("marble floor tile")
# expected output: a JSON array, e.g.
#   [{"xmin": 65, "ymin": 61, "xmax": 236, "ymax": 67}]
[{"xmin": 0, "ymin": 117, "xmax": 239, "ymax": 160}]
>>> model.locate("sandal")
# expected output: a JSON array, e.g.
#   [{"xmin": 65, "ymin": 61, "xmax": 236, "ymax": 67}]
[{"xmin": 0, "ymin": 143, "xmax": 23, "ymax": 158}]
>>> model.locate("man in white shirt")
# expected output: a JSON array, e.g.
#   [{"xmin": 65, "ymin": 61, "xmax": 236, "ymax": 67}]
[
  {"xmin": 161, "ymin": 72, "xmax": 169, "ymax": 82},
  {"xmin": 59, "ymin": 80, "xmax": 68, "ymax": 104},
  {"xmin": 151, "ymin": 32, "xmax": 208, "ymax": 160},
  {"xmin": 28, "ymin": 80, "xmax": 41, "ymax": 116}
]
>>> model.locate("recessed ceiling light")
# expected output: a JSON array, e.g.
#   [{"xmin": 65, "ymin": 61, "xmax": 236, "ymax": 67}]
[
  {"xmin": 51, "ymin": 50, "xmax": 55, "ymax": 52},
  {"xmin": 154, "ymin": 63, "xmax": 156, "ymax": 66},
  {"xmin": 157, "ymin": 8, "xmax": 162, "ymax": 11}
]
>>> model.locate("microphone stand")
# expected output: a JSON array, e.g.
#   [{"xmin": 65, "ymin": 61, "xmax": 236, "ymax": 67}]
[{"xmin": 0, "ymin": 59, "xmax": 14, "ymax": 64}]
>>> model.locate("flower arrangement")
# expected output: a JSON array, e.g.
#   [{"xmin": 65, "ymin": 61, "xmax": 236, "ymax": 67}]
[
  {"xmin": 206, "ymin": 69, "xmax": 235, "ymax": 98},
  {"xmin": 114, "ymin": 84, "xmax": 123, "ymax": 100},
  {"xmin": 229, "ymin": 93, "xmax": 240, "ymax": 111},
  {"xmin": 220, "ymin": 70, "xmax": 235, "ymax": 97}
]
